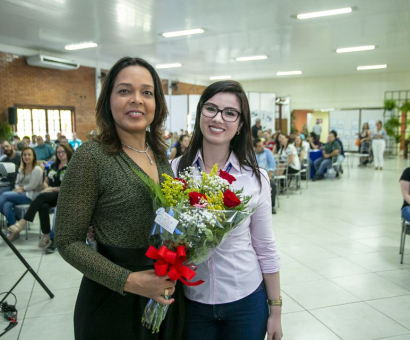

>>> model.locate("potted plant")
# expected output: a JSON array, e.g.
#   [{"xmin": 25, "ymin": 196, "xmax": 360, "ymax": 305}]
[
  {"xmin": 384, "ymin": 99, "xmax": 396, "ymax": 111},
  {"xmin": 384, "ymin": 117, "xmax": 401, "ymax": 144},
  {"xmin": 0, "ymin": 120, "xmax": 13, "ymax": 141},
  {"xmin": 400, "ymin": 102, "xmax": 410, "ymax": 113}
]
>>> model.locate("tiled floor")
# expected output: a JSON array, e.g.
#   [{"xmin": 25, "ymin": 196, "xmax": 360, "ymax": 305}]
[{"xmin": 1, "ymin": 156, "xmax": 410, "ymax": 339}]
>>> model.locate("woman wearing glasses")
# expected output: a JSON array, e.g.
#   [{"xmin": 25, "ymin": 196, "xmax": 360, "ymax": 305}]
[
  {"xmin": 171, "ymin": 81, "xmax": 282, "ymax": 340},
  {"xmin": 8, "ymin": 143, "xmax": 73, "ymax": 246}
]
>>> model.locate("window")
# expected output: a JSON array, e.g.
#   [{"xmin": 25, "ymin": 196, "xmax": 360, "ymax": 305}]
[{"xmin": 16, "ymin": 106, "xmax": 75, "ymax": 140}]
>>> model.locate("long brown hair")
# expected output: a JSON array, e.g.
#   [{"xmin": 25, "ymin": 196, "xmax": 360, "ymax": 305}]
[
  {"xmin": 176, "ymin": 80, "xmax": 262, "ymax": 187},
  {"xmin": 20, "ymin": 147, "xmax": 37, "ymax": 172},
  {"xmin": 94, "ymin": 57, "xmax": 168, "ymax": 160},
  {"xmin": 54, "ymin": 143, "xmax": 73, "ymax": 167}
]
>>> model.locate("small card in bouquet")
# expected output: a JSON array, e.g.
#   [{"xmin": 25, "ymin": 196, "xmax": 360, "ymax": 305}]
[{"xmin": 154, "ymin": 208, "xmax": 179, "ymax": 234}]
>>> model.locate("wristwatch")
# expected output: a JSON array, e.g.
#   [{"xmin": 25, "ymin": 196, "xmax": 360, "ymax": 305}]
[{"xmin": 267, "ymin": 296, "xmax": 282, "ymax": 307}]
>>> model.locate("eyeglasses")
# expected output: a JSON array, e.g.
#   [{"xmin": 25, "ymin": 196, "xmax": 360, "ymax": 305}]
[
  {"xmin": 57, "ymin": 151, "xmax": 66, "ymax": 154},
  {"xmin": 201, "ymin": 103, "xmax": 241, "ymax": 122}
]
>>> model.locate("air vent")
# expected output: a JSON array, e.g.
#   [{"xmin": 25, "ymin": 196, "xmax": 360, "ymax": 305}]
[{"xmin": 26, "ymin": 55, "xmax": 80, "ymax": 70}]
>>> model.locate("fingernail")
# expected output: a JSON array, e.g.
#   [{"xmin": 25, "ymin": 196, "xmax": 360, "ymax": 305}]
[{"xmin": 171, "ymin": 299, "xmax": 175, "ymax": 303}]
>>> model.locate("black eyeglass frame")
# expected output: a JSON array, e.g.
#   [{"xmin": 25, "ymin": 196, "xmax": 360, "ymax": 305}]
[{"xmin": 201, "ymin": 103, "xmax": 241, "ymax": 122}]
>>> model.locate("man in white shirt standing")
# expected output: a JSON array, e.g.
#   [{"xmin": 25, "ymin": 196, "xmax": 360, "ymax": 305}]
[{"xmin": 312, "ymin": 119, "xmax": 322, "ymax": 142}]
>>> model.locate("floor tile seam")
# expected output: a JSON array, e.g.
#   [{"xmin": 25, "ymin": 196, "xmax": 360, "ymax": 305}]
[
  {"xmin": 16, "ymin": 255, "xmax": 42, "ymax": 340},
  {"xmin": 304, "ymin": 309, "xmax": 344, "ymax": 339},
  {"xmin": 279, "ymin": 250, "xmax": 341, "ymax": 261},
  {"xmin": 375, "ymin": 331, "xmax": 410, "ymax": 339},
  {"xmin": 281, "ymin": 278, "xmax": 328, "ymax": 290},
  {"xmin": 281, "ymin": 309, "xmax": 307, "ymax": 315},
  {"xmin": 275, "ymin": 249, "xmax": 329, "ymax": 271},
  {"xmin": 363, "ymin": 300, "xmax": 410, "ymax": 332},
  {"xmin": 281, "ymin": 288, "xmax": 361, "ymax": 310},
  {"xmin": 329, "ymin": 272, "xmax": 410, "ymax": 299},
  {"xmin": 20, "ymin": 310, "xmax": 73, "ymax": 321},
  {"xmin": 328, "ymin": 270, "xmax": 408, "ymax": 281},
  {"xmin": 373, "ymin": 272, "xmax": 410, "ymax": 290},
  {"xmin": 296, "ymin": 257, "xmax": 372, "ymax": 276},
  {"xmin": 362, "ymin": 293, "xmax": 410, "ymax": 303}
]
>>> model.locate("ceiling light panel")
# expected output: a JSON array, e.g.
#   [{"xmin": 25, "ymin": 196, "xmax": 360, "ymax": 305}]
[
  {"xmin": 297, "ymin": 7, "xmax": 352, "ymax": 20},
  {"xmin": 236, "ymin": 55, "xmax": 268, "ymax": 62},
  {"xmin": 65, "ymin": 42, "xmax": 98, "ymax": 50},
  {"xmin": 277, "ymin": 71, "xmax": 302, "ymax": 76},
  {"xmin": 155, "ymin": 63, "xmax": 182, "ymax": 69},
  {"xmin": 357, "ymin": 64, "xmax": 387, "ymax": 70},
  {"xmin": 162, "ymin": 28, "xmax": 204, "ymax": 38},
  {"xmin": 209, "ymin": 76, "xmax": 232, "ymax": 80},
  {"xmin": 336, "ymin": 45, "xmax": 375, "ymax": 53}
]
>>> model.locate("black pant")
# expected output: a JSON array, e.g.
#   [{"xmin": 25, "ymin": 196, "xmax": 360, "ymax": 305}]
[
  {"xmin": 24, "ymin": 192, "xmax": 58, "ymax": 234},
  {"xmin": 270, "ymin": 179, "xmax": 276, "ymax": 208},
  {"xmin": 74, "ymin": 243, "xmax": 185, "ymax": 340}
]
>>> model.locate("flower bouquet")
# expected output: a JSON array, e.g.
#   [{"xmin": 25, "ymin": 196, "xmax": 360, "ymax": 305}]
[{"xmin": 134, "ymin": 165, "xmax": 255, "ymax": 333}]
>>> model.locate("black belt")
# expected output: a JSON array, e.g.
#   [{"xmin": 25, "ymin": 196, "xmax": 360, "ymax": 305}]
[{"xmin": 96, "ymin": 242, "xmax": 155, "ymax": 271}]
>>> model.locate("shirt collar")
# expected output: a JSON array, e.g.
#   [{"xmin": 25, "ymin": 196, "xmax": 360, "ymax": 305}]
[{"xmin": 193, "ymin": 149, "xmax": 241, "ymax": 172}]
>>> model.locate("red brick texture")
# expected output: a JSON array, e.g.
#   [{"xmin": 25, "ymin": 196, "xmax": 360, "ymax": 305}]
[{"xmin": 0, "ymin": 52, "xmax": 96, "ymax": 141}]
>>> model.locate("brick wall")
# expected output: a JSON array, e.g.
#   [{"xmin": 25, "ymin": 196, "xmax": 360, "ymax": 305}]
[
  {"xmin": 0, "ymin": 52, "xmax": 96, "ymax": 141},
  {"xmin": 0, "ymin": 51, "xmax": 205, "ymax": 141}
]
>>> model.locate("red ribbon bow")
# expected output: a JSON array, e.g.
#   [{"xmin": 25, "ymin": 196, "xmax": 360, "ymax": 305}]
[{"xmin": 146, "ymin": 245, "xmax": 204, "ymax": 286}]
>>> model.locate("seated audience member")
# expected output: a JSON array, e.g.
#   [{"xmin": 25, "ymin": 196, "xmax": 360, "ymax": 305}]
[
  {"xmin": 278, "ymin": 133, "xmax": 301, "ymax": 175},
  {"xmin": 31, "ymin": 135, "xmax": 37, "ymax": 147},
  {"xmin": 0, "ymin": 141, "xmax": 20, "ymax": 195},
  {"xmin": 34, "ymin": 136, "xmax": 55, "ymax": 162},
  {"xmin": 308, "ymin": 132, "xmax": 321, "ymax": 150},
  {"xmin": 263, "ymin": 131, "xmax": 275, "ymax": 151},
  {"xmin": 16, "ymin": 142, "xmax": 26, "ymax": 152},
  {"xmin": 0, "ymin": 147, "xmax": 43, "ymax": 239},
  {"xmin": 253, "ymin": 138, "xmax": 277, "ymax": 214},
  {"xmin": 272, "ymin": 132, "xmax": 282, "ymax": 154},
  {"xmin": 22, "ymin": 136, "xmax": 31, "ymax": 146},
  {"xmin": 59, "ymin": 135, "xmax": 74, "ymax": 152},
  {"xmin": 69, "ymin": 132, "xmax": 82, "ymax": 150},
  {"xmin": 256, "ymin": 129, "xmax": 264, "ymax": 142},
  {"xmin": 333, "ymin": 131, "xmax": 345, "ymax": 176},
  {"xmin": 9, "ymin": 144, "xmax": 73, "ymax": 246},
  {"xmin": 400, "ymin": 167, "xmax": 410, "ymax": 226},
  {"xmin": 169, "ymin": 135, "xmax": 190, "ymax": 160},
  {"xmin": 54, "ymin": 132, "xmax": 61, "ymax": 145},
  {"xmin": 312, "ymin": 131, "xmax": 340, "ymax": 181},
  {"xmin": 44, "ymin": 134, "xmax": 55, "ymax": 148},
  {"xmin": 12, "ymin": 136, "xmax": 21, "ymax": 151},
  {"xmin": 293, "ymin": 135, "xmax": 307, "ymax": 163}
]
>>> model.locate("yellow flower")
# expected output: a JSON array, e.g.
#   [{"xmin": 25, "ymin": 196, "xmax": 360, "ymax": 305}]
[{"xmin": 161, "ymin": 174, "xmax": 186, "ymax": 206}]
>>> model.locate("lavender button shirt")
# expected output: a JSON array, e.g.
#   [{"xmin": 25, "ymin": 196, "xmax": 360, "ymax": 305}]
[{"xmin": 170, "ymin": 151, "xmax": 281, "ymax": 305}]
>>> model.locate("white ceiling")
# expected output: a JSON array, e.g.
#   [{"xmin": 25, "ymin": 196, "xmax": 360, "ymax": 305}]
[{"xmin": 0, "ymin": 0, "xmax": 409, "ymax": 84}]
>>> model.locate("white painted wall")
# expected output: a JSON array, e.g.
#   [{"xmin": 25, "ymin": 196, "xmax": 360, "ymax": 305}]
[{"xmin": 241, "ymin": 71, "xmax": 410, "ymax": 111}]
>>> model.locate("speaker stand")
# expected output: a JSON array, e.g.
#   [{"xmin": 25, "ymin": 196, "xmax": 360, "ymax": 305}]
[{"xmin": 0, "ymin": 228, "xmax": 54, "ymax": 305}]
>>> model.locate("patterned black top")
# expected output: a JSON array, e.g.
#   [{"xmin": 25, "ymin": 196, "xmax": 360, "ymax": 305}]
[
  {"xmin": 55, "ymin": 140, "xmax": 173, "ymax": 294},
  {"xmin": 47, "ymin": 163, "xmax": 67, "ymax": 187}
]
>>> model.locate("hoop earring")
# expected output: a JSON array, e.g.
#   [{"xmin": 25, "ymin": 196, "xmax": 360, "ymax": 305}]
[{"xmin": 236, "ymin": 130, "xmax": 240, "ymax": 135}]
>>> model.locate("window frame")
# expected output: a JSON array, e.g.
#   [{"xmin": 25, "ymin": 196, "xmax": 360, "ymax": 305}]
[{"xmin": 14, "ymin": 104, "xmax": 76, "ymax": 139}]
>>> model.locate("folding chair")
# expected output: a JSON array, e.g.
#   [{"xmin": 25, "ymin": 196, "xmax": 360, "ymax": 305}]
[
  {"xmin": 400, "ymin": 218, "xmax": 410, "ymax": 264},
  {"xmin": 299, "ymin": 158, "xmax": 309, "ymax": 189},
  {"xmin": 287, "ymin": 169, "xmax": 302, "ymax": 195},
  {"xmin": 14, "ymin": 204, "xmax": 33, "ymax": 240},
  {"xmin": 274, "ymin": 160, "xmax": 288, "ymax": 207}
]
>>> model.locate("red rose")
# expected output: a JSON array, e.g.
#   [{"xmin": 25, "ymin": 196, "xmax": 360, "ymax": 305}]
[
  {"xmin": 219, "ymin": 170, "xmax": 236, "ymax": 184},
  {"xmin": 175, "ymin": 178, "xmax": 188, "ymax": 190},
  {"xmin": 223, "ymin": 189, "xmax": 241, "ymax": 208},
  {"xmin": 189, "ymin": 192, "xmax": 208, "ymax": 206}
]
